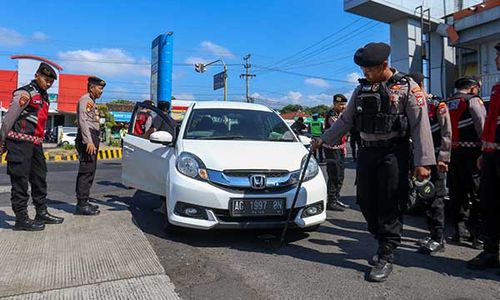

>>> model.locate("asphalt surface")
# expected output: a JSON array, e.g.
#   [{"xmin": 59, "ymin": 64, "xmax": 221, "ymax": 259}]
[{"xmin": 0, "ymin": 160, "xmax": 499, "ymax": 300}]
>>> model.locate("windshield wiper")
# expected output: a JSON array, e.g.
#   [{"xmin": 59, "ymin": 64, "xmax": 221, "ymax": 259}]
[{"xmin": 198, "ymin": 135, "xmax": 246, "ymax": 140}]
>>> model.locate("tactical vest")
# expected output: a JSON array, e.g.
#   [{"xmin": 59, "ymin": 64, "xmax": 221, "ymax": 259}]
[
  {"xmin": 354, "ymin": 74, "xmax": 409, "ymax": 135},
  {"xmin": 481, "ymin": 83, "xmax": 500, "ymax": 151},
  {"xmin": 10, "ymin": 81, "xmax": 49, "ymax": 140},
  {"xmin": 309, "ymin": 120, "xmax": 322, "ymax": 136},
  {"xmin": 427, "ymin": 96, "xmax": 446, "ymax": 149},
  {"xmin": 134, "ymin": 111, "xmax": 149, "ymax": 135},
  {"xmin": 446, "ymin": 92, "xmax": 480, "ymax": 148}
]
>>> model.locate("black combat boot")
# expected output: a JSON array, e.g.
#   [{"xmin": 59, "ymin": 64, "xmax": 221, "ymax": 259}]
[
  {"xmin": 75, "ymin": 200, "xmax": 100, "ymax": 216},
  {"xmin": 418, "ymin": 239, "xmax": 445, "ymax": 255},
  {"xmin": 327, "ymin": 200, "xmax": 345, "ymax": 211},
  {"xmin": 368, "ymin": 247, "xmax": 393, "ymax": 282},
  {"xmin": 450, "ymin": 222, "xmax": 470, "ymax": 243},
  {"xmin": 336, "ymin": 199, "xmax": 350, "ymax": 209},
  {"xmin": 14, "ymin": 212, "xmax": 45, "ymax": 231},
  {"xmin": 467, "ymin": 251, "xmax": 499, "ymax": 270},
  {"xmin": 416, "ymin": 236, "xmax": 431, "ymax": 247},
  {"xmin": 35, "ymin": 208, "xmax": 64, "ymax": 224}
]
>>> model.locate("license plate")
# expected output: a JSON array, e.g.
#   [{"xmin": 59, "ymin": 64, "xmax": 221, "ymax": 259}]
[{"xmin": 230, "ymin": 198, "xmax": 285, "ymax": 217}]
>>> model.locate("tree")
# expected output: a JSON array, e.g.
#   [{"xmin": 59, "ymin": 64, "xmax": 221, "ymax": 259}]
[
  {"xmin": 305, "ymin": 105, "xmax": 330, "ymax": 116},
  {"xmin": 97, "ymin": 104, "xmax": 116, "ymax": 129},
  {"xmin": 109, "ymin": 99, "xmax": 134, "ymax": 105},
  {"xmin": 280, "ymin": 104, "xmax": 303, "ymax": 114}
]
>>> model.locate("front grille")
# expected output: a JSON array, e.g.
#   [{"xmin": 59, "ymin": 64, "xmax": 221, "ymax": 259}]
[
  {"xmin": 223, "ymin": 169, "xmax": 289, "ymax": 178},
  {"xmin": 212, "ymin": 208, "xmax": 301, "ymax": 223}
]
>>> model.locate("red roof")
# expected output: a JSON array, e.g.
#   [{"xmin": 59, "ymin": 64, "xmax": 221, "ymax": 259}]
[
  {"xmin": 0, "ymin": 70, "xmax": 18, "ymax": 110},
  {"xmin": 280, "ymin": 111, "xmax": 311, "ymax": 120}
]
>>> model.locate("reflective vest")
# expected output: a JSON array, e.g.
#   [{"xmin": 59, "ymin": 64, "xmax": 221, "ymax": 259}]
[
  {"xmin": 9, "ymin": 81, "xmax": 49, "ymax": 144},
  {"xmin": 354, "ymin": 73, "xmax": 409, "ymax": 135},
  {"xmin": 446, "ymin": 92, "xmax": 480, "ymax": 148},
  {"xmin": 133, "ymin": 111, "xmax": 149, "ymax": 135},
  {"xmin": 427, "ymin": 96, "xmax": 446, "ymax": 149},
  {"xmin": 309, "ymin": 120, "xmax": 322, "ymax": 136},
  {"xmin": 482, "ymin": 83, "xmax": 500, "ymax": 152}
]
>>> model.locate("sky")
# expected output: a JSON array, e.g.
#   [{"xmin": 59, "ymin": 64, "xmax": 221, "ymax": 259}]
[{"xmin": 0, "ymin": 0, "xmax": 389, "ymax": 108}]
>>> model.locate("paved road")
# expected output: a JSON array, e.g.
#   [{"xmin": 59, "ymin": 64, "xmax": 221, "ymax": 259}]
[{"xmin": 0, "ymin": 160, "xmax": 498, "ymax": 299}]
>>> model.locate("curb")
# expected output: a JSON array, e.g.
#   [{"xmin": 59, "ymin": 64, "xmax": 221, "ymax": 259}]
[{"xmin": 1, "ymin": 149, "xmax": 122, "ymax": 164}]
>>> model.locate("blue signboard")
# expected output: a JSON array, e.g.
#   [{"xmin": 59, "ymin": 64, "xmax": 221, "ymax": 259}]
[
  {"xmin": 151, "ymin": 32, "xmax": 173, "ymax": 106},
  {"xmin": 213, "ymin": 72, "xmax": 225, "ymax": 91},
  {"xmin": 110, "ymin": 111, "xmax": 132, "ymax": 123}
]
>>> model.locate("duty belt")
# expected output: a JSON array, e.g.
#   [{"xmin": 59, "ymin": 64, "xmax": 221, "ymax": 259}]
[
  {"xmin": 7, "ymin": 131, "xmax": 43, "ymax": 145},
  {"xmin": 451, "ymin": 141, "xmax": 481, "ymax": 148},
  {"xmin": 361, "ymin": 138, "xmax": 405, "ymax": 148},
  {"xmin": 482, "ymin": 142, "xmax": 500, "ymax": 152}
]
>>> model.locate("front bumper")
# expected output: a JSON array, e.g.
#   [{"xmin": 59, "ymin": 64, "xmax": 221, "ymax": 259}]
[{"xmin": 167, "ymin": 168, "xmax": 327, "ymax": 230}]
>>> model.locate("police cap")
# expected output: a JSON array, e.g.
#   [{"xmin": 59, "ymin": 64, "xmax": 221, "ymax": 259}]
[
  {"xmin": 36, "ymin": 62, "xmax": 57, "ymax": 80},
  {"xmin": 454, "ymin": 76, "xmax": 480, "ymax": 89},
  {"xmin": 354, "ymin": 42, "xmax": 391, "ymax": 67},
  {"xmin": 495, "ymin": 42, "xmax": 500, "ymax": 51},
  {"xmin": 88, "ymin": 76, "xmax": 106, "ymax": 87},
  {"xmin": 408, "ymin": 72, "xmax": 425, "ymax": 85},
  {"xmin": 333, "ymin": 94, "xmax": 347, "ymax": 103}
]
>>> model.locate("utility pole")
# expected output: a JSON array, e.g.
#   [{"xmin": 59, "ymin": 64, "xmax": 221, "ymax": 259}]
[{"xmin": 240, "ymin": 54, "xmax": 256, "ymax": 103}]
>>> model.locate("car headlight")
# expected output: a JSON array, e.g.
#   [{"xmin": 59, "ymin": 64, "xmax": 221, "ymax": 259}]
[
  {"xmin": 289, "ymin": 154, "xmax": 319, "ymax": 184},
  {"xmin": 301, "ymin": 154, "xmax": 319, "ymax": 181},
  {"xmin": 176, "ymin": 152, "xmax": 209, "ymax": 181}
]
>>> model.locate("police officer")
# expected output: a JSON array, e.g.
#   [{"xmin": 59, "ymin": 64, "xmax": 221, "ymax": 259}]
[
  {"xmin": 447, "ymin": 76, "xmax": 486, "ymax": 249},
  {"xmin": 144, "ymin": 101, "xmax": 177, "ymax": 138},
  {"xmin": 349, "ymin": 127, "xmax": 361, "ymax": 161},
  {"xmin": 291, "ymin": 117, "xmax": 307, "ymax": 135},
  {"xmin": 0, "ymin": 63, "xmax": 64, "ymax": 230},
  {"xmin": 74, "ymin": 76, "xmax": 106, "ymax": 216},
  {"xmin": 308, "ymin": 113, "xmax": 324, "ymax": 162},
  {"xmin": 324, "ymin": 94, "xmax": 349, "ymax": 211},
  {"xmin": 467, "ymin": 42, "xmax": 500, "ymax": 271},
  {"xmin": 408, "ymin": 72, "xmax": 452, "ymax": 254},
  {"xmin": 311, "ymin": 42, "xmax": 435, "ymax": 282}
]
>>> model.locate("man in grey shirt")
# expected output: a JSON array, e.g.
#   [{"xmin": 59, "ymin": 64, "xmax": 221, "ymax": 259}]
[
  {"xmin": 311, "ymin": 42, "xmax": 435, "ymax": 282},
  {"xmin": 74, "ymin": 76, "xmax": 106, "ymax": 216}
]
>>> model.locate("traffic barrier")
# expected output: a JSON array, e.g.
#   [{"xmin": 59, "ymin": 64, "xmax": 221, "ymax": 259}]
[{"xmin": 1, "ymin": 149, "xmax": 122, "ymax": 164}]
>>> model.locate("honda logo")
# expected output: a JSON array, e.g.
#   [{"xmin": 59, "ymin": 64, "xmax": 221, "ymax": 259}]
[{"xmin": 249, "ymin": 175, "xmax": 267, "ymax": 189}]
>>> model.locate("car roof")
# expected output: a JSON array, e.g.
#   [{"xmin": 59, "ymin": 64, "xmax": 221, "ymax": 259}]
[{"xmin": 192, "ymin": 101, "xmax": 273, "ymax": 112}]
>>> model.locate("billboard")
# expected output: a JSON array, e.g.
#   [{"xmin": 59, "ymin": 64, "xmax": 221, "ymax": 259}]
[{"xmin": 151, "ymin": 32, "xmax": 173, "ymax": 105}]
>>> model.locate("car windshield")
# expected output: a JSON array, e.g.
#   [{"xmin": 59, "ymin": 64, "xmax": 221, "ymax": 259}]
[{"xmin": 184, "ymin": 108, "xmax": 296, "ymax": 142}]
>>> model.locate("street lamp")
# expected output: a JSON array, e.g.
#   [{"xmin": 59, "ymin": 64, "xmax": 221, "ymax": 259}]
[{"xmin": 194, "ymin": 59, "xmax": 227, "ymax": 101}]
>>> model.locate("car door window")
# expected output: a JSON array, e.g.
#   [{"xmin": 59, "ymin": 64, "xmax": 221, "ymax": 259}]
[{"xmin": 129, "ymin": 103, "xmax": 177, "ymax": 140}]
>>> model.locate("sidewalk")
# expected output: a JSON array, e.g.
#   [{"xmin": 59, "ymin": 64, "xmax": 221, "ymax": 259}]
[{"xmin": 0, "ymin": 204, "xmax": 180, "ymax": 300}]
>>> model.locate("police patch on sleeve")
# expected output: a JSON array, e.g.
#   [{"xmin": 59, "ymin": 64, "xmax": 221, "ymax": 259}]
[
  {"xmin": 415, "ymin": 92, "xmax": 426, "ymax": 107},
  {"xmin": 86, "ymin": 101, "xmax": 94, "ymax": 112},
  {"xmin": 18, "ymin": 94, "xmax": 29, "ymax": 107}
]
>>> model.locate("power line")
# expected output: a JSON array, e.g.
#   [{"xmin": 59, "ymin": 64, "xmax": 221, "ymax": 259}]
[{"xmin": 252, "ymin": 65, "xmax": 351, "ymax": 83}]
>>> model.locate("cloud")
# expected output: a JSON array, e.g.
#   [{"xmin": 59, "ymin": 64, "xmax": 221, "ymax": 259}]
[
  {"xmin": 174, "ymin": 93, "xmax": 195, "ymax": 100},
  {"xmin": 32, "ymin": 31, "xmax": 48, "ymax": 41},
  {"xmin": 57, "ymin": 48, "xmax": 150, "ymax": 77},
  {"xmin": 305, "ymin": 78, "xmax": 331, "ymax": 88},
  {"xmin": 0, "ymin": 27, "xmax": 25, "ymax": 46},
  {"xmin": 184, "ymin": 56, "xmax": 211, "ymax": 65},
  {"xmin": 346, "ymin": 72, "xmax": 362, "ymax": 84},
  {"xmin": 200, "ymin": 41, "xmax": 235, "ymax": 59}
]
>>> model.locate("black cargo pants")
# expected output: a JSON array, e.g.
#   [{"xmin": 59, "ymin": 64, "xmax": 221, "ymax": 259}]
[
  {"xmin": 324, "ymin": 147, "xmax": 345, "ymax": 203},
  {"xmin": 5, "ymin": 139, "xmax": 47, "ymax": 215},
  {"xmin": 356, "ymin": 140, "xmax": 409, "ymax": 259},
  {"xmin": 479, "ymin": 152, "xmax": 500, "ymax": 253},
  {"xmin": 421, "ymin": 164, "xmax": 446, "ymax": 241},
  {"xmin": 75, "ymin": 130, "xmax": 100, "ymax": 204}
]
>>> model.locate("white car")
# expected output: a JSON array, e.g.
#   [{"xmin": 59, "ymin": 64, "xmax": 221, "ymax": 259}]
[
  {"xmin": 122, "ymin": 101, "xmax": 327, "ymax": 231},
  {"xmin": 60, "ymin": 131, "xmax": 77, "ymax": 145}
]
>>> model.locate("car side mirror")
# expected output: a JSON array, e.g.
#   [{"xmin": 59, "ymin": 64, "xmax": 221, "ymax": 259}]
[
  {"xmin": 149, "ymin": 131, "xmax": 173, "ymax": 145},
  {"xmin": 298, "ymin": 135, "xmax": 311, "ymax": 146}
]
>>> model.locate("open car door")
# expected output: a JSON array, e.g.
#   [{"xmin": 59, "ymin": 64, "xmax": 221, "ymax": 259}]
[{"xmin": 121, "ymin": 102, "xmax": 177, "ymax": 196}]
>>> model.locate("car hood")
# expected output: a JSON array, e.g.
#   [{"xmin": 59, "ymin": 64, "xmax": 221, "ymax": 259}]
[{"xmin": 181, "ymin": 140, "xmax": 308, "ymax": 171}]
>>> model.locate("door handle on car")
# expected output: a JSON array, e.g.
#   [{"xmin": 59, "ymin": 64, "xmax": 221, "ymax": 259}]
[{"xmin": 123, "ymin": 145, "xmax": 134, "ymax": 152}]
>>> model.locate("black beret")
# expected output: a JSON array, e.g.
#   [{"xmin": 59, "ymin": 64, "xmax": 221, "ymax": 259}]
[
  {"xmin": 36, "ymin": 62, "xmax": 57, "ymax": 80},
  {"xmin": 354, "ymin": 42, "xmax": 391, "ymax": 67},
  {"xmin": 408, "ymin": 72, "xmax": 425, "ymax": 85},
  {"xmin": 495, "ymin": 42, "xmax": 500, "ymax": 51},
  {"xmin": 454, "ymin": 76, "xmax": 480, "ymax": 89},
  {"xmin": 333, "ymin": 94, "xmax": 347, "ymax": 103},
  {"xmin": 88, "ymin": 76, "xmax": 106, "ymax": 87}
]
